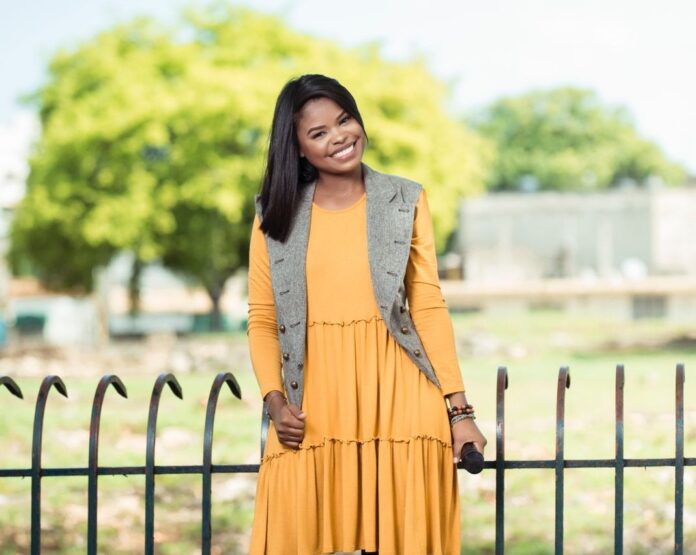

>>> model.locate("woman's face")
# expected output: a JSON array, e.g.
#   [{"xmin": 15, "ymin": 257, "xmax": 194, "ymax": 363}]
[{"xmin": 295, "ymin": 97, "xmax": 366, "ymax": 176}]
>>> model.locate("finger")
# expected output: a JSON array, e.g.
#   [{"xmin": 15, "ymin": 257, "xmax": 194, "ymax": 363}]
[
  {"xmin": 282, "ymin": 417, "xmax": 306, "ymax": 429},
  {"xmin": 283, "ymin": 413, "xmax": 305, "ymax": 427},
  {"xmin": 281, "ymin": 434, "xmax": 302, "ymax": 445},
  {"xmin": 286, "ymin": 406, "xmax": 306, "ymax": 418},
  {"xmin": 453, "ymin": 443, "xmax": 462, "ymax": 464},
  {"xmin": 281, "ymin": 430, "xmax": 303, "ymax": 442},
  {"xmin": 288, "ymin": 412, "xmax": 306, "ymax": 422},
  {"xmin": 289, "ymin": 432, "xmax": 304, "ymax": 442}
]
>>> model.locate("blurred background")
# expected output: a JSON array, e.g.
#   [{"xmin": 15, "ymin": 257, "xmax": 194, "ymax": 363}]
[{"xmin": 1, "ymin": 1, "xmax": 694, "ymax": 553}]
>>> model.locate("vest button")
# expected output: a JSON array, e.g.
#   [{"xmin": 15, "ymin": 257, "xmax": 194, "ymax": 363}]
[
  {"xmin": 414, "ymin": 349, "xmax": 422, "ymax": 357},
  {"xmin": 290, "ymin": 381, "xmax": 298, "ymax": 389},
  {"xmin": 400, "ymin": 326, "xmax": 409, "ymax": 334},
  {"xmin": 279, "ymin": 324, "xmax": 286, "ymax": 333},
  {"xmin": 283, "ymin": 352, "xmax": 290, "ymax": 360},
  {"xmin": 400, "ymin": 306, "xmax": 406, "ymax": 313}
]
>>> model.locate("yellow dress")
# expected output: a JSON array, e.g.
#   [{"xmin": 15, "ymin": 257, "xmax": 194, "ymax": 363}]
[{"xmin": 247, "ymin": 186, "xmax": 466, "ymax": 555}]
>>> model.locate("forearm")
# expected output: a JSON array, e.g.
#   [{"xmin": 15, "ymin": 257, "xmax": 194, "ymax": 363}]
[
  {"xmin": 405, "ymin": 188, "xmax": 466, "ymax": 397},
  {"xmin": 444, "ymin": 390, "xmax": 468, "ymax": 408},
  {"xmin": 247, "ymin": 306, "xmax": 284, "ymax": 400},
  {"xmin": 248, "ymin": 213, "xmax": 285, "ymax": 400},
  {"xmin": 409, "ymin": 298, "xmax": 466, "ymax": 395}
]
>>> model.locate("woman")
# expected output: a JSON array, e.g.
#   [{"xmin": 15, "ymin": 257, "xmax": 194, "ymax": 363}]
[{"xmin": 247, "ymin": 73, "xmax": 487, "ymax": 554}]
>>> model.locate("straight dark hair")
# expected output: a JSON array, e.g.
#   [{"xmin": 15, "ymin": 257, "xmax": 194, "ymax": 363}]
[{"xmin": 257, "ymin": 74, "xmax": 369, "ymax": 243}]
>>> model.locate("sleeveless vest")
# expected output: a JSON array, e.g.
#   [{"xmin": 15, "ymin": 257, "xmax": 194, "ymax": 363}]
[{"xmin": 253, "ymin": 162, "xmax": 442, "ymax": 408}]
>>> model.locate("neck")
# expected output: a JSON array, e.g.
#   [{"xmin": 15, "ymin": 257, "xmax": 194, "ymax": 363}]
[{"xmin": 315, "ymin": 163, "xmax": 364, "ymax": 195}]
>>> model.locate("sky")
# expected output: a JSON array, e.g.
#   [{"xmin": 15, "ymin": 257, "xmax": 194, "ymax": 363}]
[{"xmin": 1, "ymin": 0, "xmax": 695, "ymax": 174}]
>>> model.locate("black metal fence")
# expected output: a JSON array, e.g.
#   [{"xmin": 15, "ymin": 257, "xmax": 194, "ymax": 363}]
[{"xmin": 0, "ymin": 363, "xmax": 690, "ymax": 554}]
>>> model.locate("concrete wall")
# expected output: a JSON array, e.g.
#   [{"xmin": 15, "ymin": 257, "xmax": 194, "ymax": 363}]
[
  {"xmin": 457, "ymin": 187, "xmax": 696, "ymax": 283},
  {"xmin": 652, "ymin": 189, "xmax": 696, "ymax": 274}
]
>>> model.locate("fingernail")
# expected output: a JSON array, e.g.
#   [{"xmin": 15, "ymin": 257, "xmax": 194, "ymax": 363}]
[
  {"xmin": 299, "ymin": 412, "xmax": 305, "ymax": 417},
  {"xmin": 453, "ymin": 457, "xmax": 458, "ymax": 464}
]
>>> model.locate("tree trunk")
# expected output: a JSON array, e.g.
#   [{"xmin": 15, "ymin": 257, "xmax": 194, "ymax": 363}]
[
  {"xmin": 128, "ymin": 256, "xmax": 143, "ymax": 316},
  {"xmin": 207, "ymin": 285, "xmax": 223, "ymax": 332}
]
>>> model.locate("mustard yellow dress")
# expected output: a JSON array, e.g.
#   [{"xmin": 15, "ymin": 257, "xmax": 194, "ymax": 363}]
[{"xmin": 246, "ymin": 186, "xmax": 466, "ymax": 555}]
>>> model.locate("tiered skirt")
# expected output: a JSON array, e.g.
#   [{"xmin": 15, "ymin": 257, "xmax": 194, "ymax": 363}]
[{"xmin": 249, "ymin": 316, "xmax": 461, "ymax": 555}]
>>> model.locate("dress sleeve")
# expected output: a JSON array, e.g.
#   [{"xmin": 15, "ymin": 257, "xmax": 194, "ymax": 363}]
[
  {"xmin": 246, "ymin": 213, "xmax": 284, "ymax": 400},
  {"xmin": 405, "ymin": 188, "xmax": 466, "ymax": 396}
]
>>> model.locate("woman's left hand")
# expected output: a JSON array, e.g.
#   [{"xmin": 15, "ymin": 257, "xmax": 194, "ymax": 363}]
[{"xmin": 450, "ymin": 418, "xmax": 487, "ymax": 464}]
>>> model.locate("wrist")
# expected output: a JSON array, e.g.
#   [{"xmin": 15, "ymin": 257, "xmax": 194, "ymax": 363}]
[
  {"xmin": 445, "ymin": 391, "xmax": 467, "ymax": 407},
  {"xmin": 264, "ymin": 390, "xmax": 287, "ymax": 417},
  {"xmin": 264, "ymin": 389, "xmax": 285, "ymax": 403}
]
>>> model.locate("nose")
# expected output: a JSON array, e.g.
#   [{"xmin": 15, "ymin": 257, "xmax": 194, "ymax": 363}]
[{"xmin": 330, "ymin": 127, "xmax": 347, "ymax": 143}]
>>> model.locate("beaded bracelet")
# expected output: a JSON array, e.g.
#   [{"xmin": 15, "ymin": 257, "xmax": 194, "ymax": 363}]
[
  {"xmin": 448, "ymin": 402, "xmax": 475, "ymax": 427},
  {"xmin": 448, "ymin": 404, "xmax": 474, "ymax": 417}
]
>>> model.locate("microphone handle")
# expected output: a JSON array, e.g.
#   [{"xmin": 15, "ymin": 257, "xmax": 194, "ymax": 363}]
[{"xmin": 459, "ymin": 441, "xmax": 484, "ymax": 474}]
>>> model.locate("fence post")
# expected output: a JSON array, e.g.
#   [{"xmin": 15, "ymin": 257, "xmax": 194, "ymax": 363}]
[
  {"xmin": 555, "ymin": 366, "xmax": 570, "ymax": 555},
  {"xmin": 495, "ymin": 366, "xmax": 508, "ymax": 555},
  {"xmin": 145, "ymin": 374, "xmax": 183, "ymax": 555},
  {"xmin": 202, "ymin": 372, "xmax": 241, "ymax": 554},
  {"xmin": 87, "ymin": 375, "xmax": 128, "ymax": 555},
  {"xmin": 675, "ymin": 363, "xmax": 685, "ymax": 555},
  {"xmin": 31, "ymin": 376, "xmax": 68, "ymax": 555},
  {"xmin": 615, "ymin": 364, "xmax": 624, "ymax": 555}
]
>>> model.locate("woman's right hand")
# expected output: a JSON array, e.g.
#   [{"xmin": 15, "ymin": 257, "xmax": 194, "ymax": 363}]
[{"xmin": 266, "ymin": 391, "xmax": 306, "ymax": 449}]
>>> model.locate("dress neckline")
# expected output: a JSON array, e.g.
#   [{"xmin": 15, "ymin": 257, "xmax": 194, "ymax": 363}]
[{"xmin": 312, "ymin": 191, "xmax": 366, "ymax": 213}]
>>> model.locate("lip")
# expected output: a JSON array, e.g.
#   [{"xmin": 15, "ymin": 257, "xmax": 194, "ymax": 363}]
[{"xmin": 330, "ymin": 140, "xmax": 358, "ymax": 159}]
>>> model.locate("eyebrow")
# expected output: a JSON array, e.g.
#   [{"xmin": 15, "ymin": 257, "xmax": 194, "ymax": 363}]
[{"xmin": 306, "ymin": 110, "xmax": 347, "ymax": 135}]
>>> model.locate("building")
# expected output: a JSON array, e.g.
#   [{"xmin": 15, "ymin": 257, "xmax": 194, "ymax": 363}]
[
  {"xmin": 456, "ymin": 185, "xmax": 696, "ymax": 282},
  {"xmin": 450, "ymin": 184, "xmax": 696, "ymax": 321}
]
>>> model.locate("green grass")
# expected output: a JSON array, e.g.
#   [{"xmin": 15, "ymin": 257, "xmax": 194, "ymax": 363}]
[{"xmin": 1, "ymin": 312, "xmax": 694, "ymax": 554}]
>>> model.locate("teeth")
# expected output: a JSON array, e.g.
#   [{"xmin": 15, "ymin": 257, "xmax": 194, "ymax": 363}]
[{"xmin": 332, "ymin": 142, "xmax": 354, "ymax": 157}]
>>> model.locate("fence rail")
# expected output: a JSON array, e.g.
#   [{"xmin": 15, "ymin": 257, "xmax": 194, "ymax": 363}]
[{"xmin": 0, "ymin": 363, "xmax": 690, "ymax": 554}]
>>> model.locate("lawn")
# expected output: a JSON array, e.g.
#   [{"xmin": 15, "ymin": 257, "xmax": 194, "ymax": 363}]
[{"xmin": 0, "ymin": 310, "xmax": 694, "ymax": 554}]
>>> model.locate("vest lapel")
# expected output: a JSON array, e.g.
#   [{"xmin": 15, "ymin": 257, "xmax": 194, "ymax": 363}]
[{"xmin": 363, "ymin": 163, "xmax": 414, "ymax": 322}]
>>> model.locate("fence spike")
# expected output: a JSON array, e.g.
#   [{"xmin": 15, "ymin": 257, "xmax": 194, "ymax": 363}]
[{"xmin": 0, "ymin": 376, "xmax": 24, "ymax": 399}]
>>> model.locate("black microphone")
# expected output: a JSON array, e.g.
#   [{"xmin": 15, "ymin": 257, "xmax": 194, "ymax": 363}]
[{"xmin": 459, "ymin": 442, "xmax": 484, "ymax": 474}]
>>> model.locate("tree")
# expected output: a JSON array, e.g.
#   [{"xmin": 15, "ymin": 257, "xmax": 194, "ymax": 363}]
[
  {"xmin": 10, "ymin": 5, "xmax": 489, "ymax": 329},
  {"xmin": 468, "ymin": 87, "xmax": 686, "ymax": 192}
]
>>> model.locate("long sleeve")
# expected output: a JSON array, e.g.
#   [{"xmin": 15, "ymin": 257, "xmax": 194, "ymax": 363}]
[
  {"xmin": 404, "ymin": 188, "xmax": 466, "ymax": 396},
  {"xmin": 246, "ymin": 213, "xmax": 284, "ymax": 400}
]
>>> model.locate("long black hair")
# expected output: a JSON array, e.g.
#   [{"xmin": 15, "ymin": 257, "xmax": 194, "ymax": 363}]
[{"xmin": 257, "ymin": 74, "xmax": 369, "ymax": 242}]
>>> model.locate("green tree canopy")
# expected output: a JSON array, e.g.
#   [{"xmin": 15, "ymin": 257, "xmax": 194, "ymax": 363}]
[
  {"xmin": 469, "ymin": 87, "xmax": 686, "ymax": 192},
  {"xmin": 9, "ymin": 5, "xmax": 489, "ymax": 328}
]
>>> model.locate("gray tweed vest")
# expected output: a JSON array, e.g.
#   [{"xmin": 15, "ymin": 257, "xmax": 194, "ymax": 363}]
[{"xmin": 253, "ymin": 162, "xmax": 442, "ymax": 408}]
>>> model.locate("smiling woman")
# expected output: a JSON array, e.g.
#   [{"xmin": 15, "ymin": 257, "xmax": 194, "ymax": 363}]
[{"xmin": 247, "ymin": 73, "xmax": 486, "ymax": 555}]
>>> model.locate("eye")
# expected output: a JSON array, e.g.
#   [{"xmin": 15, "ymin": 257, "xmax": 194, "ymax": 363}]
[
  {"xmin": 311, "ymin": 131, "xmax": 325, "ymax": 139},
  {"xmin": 340, "ymin": 115, "xmax": 351, "ymax": 124}
]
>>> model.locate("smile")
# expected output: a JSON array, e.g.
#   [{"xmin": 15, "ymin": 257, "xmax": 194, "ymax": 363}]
[{"xmin": 330, "ymin": 141, "xmax": 356, "ymax": 159}]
